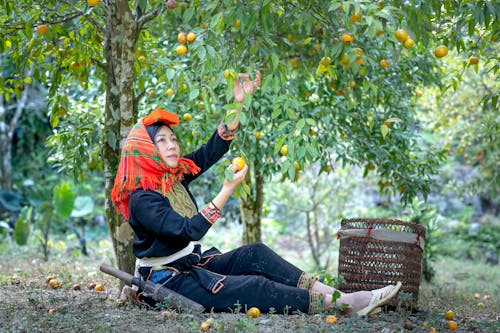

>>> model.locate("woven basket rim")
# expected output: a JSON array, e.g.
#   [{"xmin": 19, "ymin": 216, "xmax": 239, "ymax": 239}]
[{"xmin": 341, "ymin": 217, "xmax": 426, "ymax": 237}]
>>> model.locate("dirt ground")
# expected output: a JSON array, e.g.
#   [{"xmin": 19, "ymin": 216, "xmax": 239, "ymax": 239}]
[{"xmin": 0, "ymin": 250, "xmax": 499, "ymax": 333}]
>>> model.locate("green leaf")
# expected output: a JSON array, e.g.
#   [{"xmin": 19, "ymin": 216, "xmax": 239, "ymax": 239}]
[
  {"xmin": 238, "ymin": 111, "xmax": 248, "ymax": 125},
  {"xmin": 53, "ymin": 183, "xmax": 75, "ymax": 220},
  {"xmin": 274, "ymin": 135, "xmax": 286, "ymax": 154},
  {"xmin": 183, "ymin": 6, "xmax": 195, "ymax": 21},
  {"xmin": 381, "ymin": 124, "xmax": 389, "ymax": 139},
  {"xmin": 189, "ymin": 88, "xmax": 199, "ymax": 101},
  {"xmin": 71, "ymin": 196, "xmax": 94, "ymax": 218},
  {"xmin": 296, "ymin": 118, "xmax": 305, "ymax": 131},
  {"xmin": 14, "ymin": 207, "xmax": 32, "ymax": 246}
]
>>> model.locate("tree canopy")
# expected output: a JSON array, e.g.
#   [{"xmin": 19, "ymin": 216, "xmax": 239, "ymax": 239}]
[{"xmin": 1, "ymin": 0, "xmax": 498, "ymax": 273}]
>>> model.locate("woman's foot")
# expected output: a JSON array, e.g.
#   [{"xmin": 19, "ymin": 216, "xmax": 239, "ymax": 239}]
[
  {"xmin": 356, "ymin": 282, "xmax": 402, "ymax": 316},
  {"xmin": 324, "ymin": 282, "xmax": 402, "ymax": 316}
]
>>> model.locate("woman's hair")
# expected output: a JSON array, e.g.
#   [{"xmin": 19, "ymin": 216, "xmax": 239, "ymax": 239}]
[{"xmin": 146, "ymin": 122, "xmax": 169, "ymax": 142}]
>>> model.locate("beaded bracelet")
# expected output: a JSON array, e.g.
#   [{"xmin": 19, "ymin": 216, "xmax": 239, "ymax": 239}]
[
  {"xmin": 201, "ymin": 204, "xmax": 222, "ymax": 225},
  {"xmin": 217, "ymin": 123, "xmax": 237, "ymax": 141}
]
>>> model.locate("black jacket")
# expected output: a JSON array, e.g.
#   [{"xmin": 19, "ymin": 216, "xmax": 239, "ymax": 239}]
[{"xmin": 129, "ymin": 128, "xmax": 231, "ymax": 259}]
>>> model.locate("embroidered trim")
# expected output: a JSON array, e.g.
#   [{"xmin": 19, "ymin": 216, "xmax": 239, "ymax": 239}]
[
  {"xmin": 201, "ymin": 204, "xmax": 222, "ymax": 225},
  {"xmin": 198, "ymin": 253, "xmax": 222, "ymax": 267},
  {"xmin": 297, "ymin": 272, "xmax": 318, "ymax": 290},
  {"xmin": 308, "ymin": 291, "xmax": 324, "ymax": 314},
  {"xmin": 217, "ymin": 123, "xmax": 237, "ymax": 141}
]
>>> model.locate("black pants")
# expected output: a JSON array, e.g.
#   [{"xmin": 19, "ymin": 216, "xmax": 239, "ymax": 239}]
[{"xmin": 140, "ymin": 243, "xmax": 318, "ymax": 314}]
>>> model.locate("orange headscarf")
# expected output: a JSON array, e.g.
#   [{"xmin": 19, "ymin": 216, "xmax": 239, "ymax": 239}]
[{"xmin": 111, "ymin": 108, "xmax": 200, "ymax": 219}]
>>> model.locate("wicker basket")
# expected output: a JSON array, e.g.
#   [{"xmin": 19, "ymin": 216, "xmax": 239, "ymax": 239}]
[{"xmin": 337, "ymin": 218, "xmax": 426, "ymax": 308}]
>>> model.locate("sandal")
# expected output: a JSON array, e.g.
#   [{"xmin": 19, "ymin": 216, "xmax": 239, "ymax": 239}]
[{"xmin": 356, "ymin": 282, "xmax": 402, "ymax": 316}]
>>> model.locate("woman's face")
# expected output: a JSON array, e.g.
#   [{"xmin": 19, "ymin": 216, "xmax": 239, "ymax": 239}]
[{"xmin": 154, "ymin": 125, "xmax": 180, "ymax": 168}]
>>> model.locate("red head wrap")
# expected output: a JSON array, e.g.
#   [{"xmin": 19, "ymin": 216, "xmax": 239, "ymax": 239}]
[{"xmin": 111, "ymin": 108, "xmax": 200, "ymax": 219}]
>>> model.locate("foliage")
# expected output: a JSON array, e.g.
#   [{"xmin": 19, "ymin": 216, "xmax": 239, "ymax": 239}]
[
  {"xmin": 400, "ymin": 199, "xmax": 441, "ymax": 282},
  {"xmin": 417, "ymin": 51, "xmax": 500, "ymax": 203},
  {"xmin": 31, "ymin": 182, "xmax": 75, "ymax": 261},
  {"xmin": 13, "ymin": 206, "xmax": 32, "ymax": 245},
  {"xmin": 1, "ymin": 0, "xmax": 499, "ymax": 265}
]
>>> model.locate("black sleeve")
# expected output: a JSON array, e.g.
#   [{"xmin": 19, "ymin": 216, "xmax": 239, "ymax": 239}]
[
  {"xmin": 182, "ymin": 128, "xmax": 231, "ymax": 184},
  {"xmin": 130, "ymin": 190, "xmax": 212, "ymax": 242}
]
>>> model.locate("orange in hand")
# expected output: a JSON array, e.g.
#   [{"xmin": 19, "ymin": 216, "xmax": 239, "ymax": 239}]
[{"xmin": 232, "ymin": 157, "xmax": 246, "ymax": 171}]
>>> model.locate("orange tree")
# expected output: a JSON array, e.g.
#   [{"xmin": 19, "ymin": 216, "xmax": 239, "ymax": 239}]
[{"xmin": 1, "ymin": 0, "xmax": 498, "ymax": 273}]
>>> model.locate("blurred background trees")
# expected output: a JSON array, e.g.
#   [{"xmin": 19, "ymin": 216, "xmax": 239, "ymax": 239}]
[{"xmin": 1, "ymin": 0, "xmax": 498, "ymax": 276}]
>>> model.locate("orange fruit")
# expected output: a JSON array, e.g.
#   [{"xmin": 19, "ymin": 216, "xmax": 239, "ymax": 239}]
[
  {"xmin": 253, "ymin": 132, "xmax": 261, "ymax": 139},
  {"xmin": 290, "ymin": 59, "xmax": 298, "ymax": 67},
  {"xmin": 294, "ymin": 161, "xmax": 301, "ymax": 171},
  {"xmin": 166, "ymin": 0, "xmax": 177, "ymax": 9},
  {"xmin": 200, "ymin": 321, "xmax": 210, "ymax": 331},
  {"xmin": 403, "ymin": 38, "xmax": 415, "ymax": 49},
  {"xmin": 200, "ymin": 23, "xmax": 208, "ymax": 29},
  {"xmin": 94, "ymin": 283, "xmax": 105, "ymax": 291},
  {"xmin": 348, "ymin": 81, "xmax": 356, "ymax": 88},
  {"xmin": 340, "ymin": 54, "xmax": 350, "ymax": 66},
  {"xmin": 49, "ymin": 279, "xmax": 61, "ymax": 288},
  {"xmin": 341, "ymin": 33, "xmax": 354, "ymax": 43},
  {"xmin": 176, "ymin": 44, "xmax": 188, "ymax": 55},
  {"xmin": 445, "ymin": 310, "xmax": 455, "ymax": 320},
  {"xmin": 394, "ymin": 29, "xmax": 408, "ymax": 42},
  {"xmin": 469, "ymin": 56, "xmax": 479, "ymax": 65},
  {"xmin": 231, "ymin": 157, "xmax": 246, "ymax": 171},
  {"xmin": 446, "ymin": 320, "xmax": 458, "ymax": 330},
  {"xmin": 355, "ymin": 57, "xmax": 364, "ymax": 65},
  {"xmin": 416, "ymin": 90, "xmax": 423, "ymax": 97},
  {"xmin": 380, "ymin": 59, "xmax": 389, "ymax": 68},
  {"xmin": 165, "ymin": 88, "xmax": 175, "ymax": 96},
  {"xmin": 186, "ymin": 32, "xmax": 196, "ymax": 43},
  {"xmin": 325, "ymin": 315, "xmax": 337, "ymax": 323},
  {"xmin": 37, "ymin": 24, "xmax": 49, "ymax": 35},
  {"xmin": 177, "ymin": 32, "xmax": 187, "ymax": 44},
  {"xmin": 428, "ymin": 328, "xmax": 437, "ymax": 333},
  {"xmin": 224, "ymin": 69, "xmax": 236, "ymax": 79},
  {"xmin": 353, "ymin": 47, "xmax": 364, "ymax": 55},
  {"xmin": 45, "ymin": 275, "xmax": 56, "ymax": 284},
  {"xmin": 375, "ymin": 29, "xmax": 384, "ymax": 36},
  {"xmin": 87, "ymin": 0, "xmax": 99, "ymax": 6},
  {"xmin": 233, "ymin": 19, "xmax": 241, "ymax": 29},
  {"xmin": 320, "ymin": 56, "xmax": 331, "ymax": 66},
  {"xmin": 280, "ymin": 145, "xmax": 288, "ymax": 156},
  {"xmin": 182, "ymin": 113, "xmax": 192, "ymax": 121},
  {"xmin": 247, "ymin": 307, "xmax": 261, "ymax": 318},
  {"xmin": 434, "ymin": 45, "xmax": 448, "ymax": 58},
  {"xmin": 350, "ymin": 13, "xmax": 362, "ymax": 23}
]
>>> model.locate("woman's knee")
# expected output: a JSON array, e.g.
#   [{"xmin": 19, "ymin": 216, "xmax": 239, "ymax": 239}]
[{"xmin": 245, "ymin": 242, "xmax": 272, "ymax": 256}]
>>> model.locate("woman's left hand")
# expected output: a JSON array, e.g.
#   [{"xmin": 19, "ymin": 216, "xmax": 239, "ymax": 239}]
[{"xmin": 233, "ymin": 70, "xmax": 261, "ymax": 103}]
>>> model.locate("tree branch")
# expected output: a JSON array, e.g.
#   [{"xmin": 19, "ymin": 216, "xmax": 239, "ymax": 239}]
[{"xmin": 137, "ymin": 4, "xmax": 164, "ymax": 29}]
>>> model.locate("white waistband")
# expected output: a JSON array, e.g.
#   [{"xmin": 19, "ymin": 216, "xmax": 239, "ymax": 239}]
[{"xmin": 137, "ymin": 241, "xmax": 200, "ymax": 267}]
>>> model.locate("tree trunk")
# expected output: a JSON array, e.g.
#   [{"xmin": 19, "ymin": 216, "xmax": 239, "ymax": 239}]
[
  {"xmin": 241, "ymin": 165, "xmax": 264, "ymax": 244},
  {"xmin": 102, "ymin": 0, "xmax": 139, "ymax": 276},
  {"xmin": 0, "ymin": 84, "xmax": 30, "ymax": 191}
]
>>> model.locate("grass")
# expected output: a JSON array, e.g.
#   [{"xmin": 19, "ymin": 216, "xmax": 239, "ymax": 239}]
[{"xmin": 0, "ymin": 240, "xmax": 499, "ymax": 333}]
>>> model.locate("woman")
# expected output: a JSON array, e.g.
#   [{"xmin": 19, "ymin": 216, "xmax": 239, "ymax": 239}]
[{"xmin": 111, "ymin": 71, "xmax": 401, "ymax": 315}]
